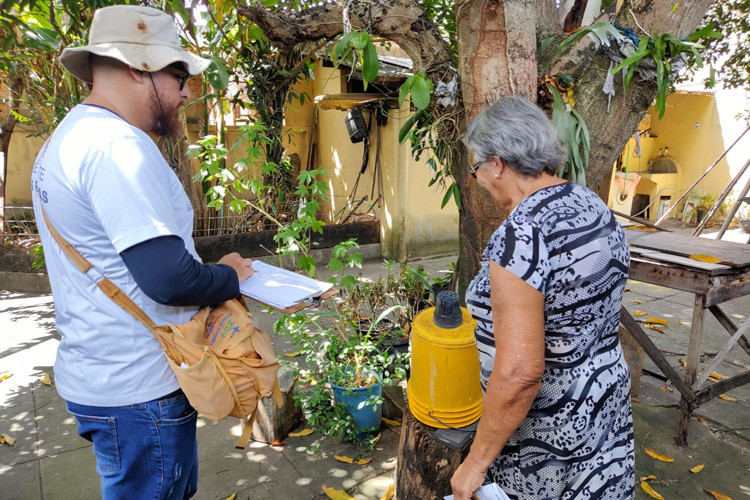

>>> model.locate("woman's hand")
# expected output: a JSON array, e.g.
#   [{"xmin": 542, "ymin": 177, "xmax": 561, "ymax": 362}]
[
  {"xmin": 218, "ymin": 253, "xmax": 254, "ymax": 281},
  {"xmin": 450, "ymin": 456, "xmax": 488, "ymax": 500}
]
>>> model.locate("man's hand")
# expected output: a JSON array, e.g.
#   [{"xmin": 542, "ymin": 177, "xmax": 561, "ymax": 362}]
[
  {"xmin": 450, "ymin": 456, "xmax": 487, "ymax": 500},
  {"xmin": 218, "ymin": 253, "xmax": 254, "ymax": 281}
]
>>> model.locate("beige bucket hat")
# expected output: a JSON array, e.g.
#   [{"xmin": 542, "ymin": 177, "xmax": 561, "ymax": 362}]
[{"xmin": 59, "ymin": 5, "xmax": 210, "ymax": 84}]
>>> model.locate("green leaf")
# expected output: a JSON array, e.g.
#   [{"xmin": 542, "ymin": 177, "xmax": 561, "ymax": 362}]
[
  {"xmin": 610, "ymin": 42, "xmax": 650, "ymax": 74},
  {"xmin": 410, "ymin": 75, "xmax": 433, "ymax": 110},
  {"xmin": 246, "ymin": 24, "xmax": 265, "ymax": 42},
  {"xmin": 586, "ymin": 21, "xmax": 623, "ymax": 47},
  {"xmin": 398, "ymin": 75, "xmax": 417, "ymax": 107},
  {"xmin": 350, "ymin": 31, "xmax": 370, "ymax": 51},
  {"xmin": 398, "ymin": 109, "xmax": 424, "ymax": 144},
  {"xmin": 707, "ymin": 65, "xmax": 716, "ymax": 88},
  {"xmin": 361, "ymin": 41, "xmax": 379, "ymax": 86},
  {"xmin": 204, "ymin": 54, "xmax": 230, "ymax": 91},
  {"xmin": 687, "ymin": 23, "xmax": 722, "ymax": 42},
  {"xmin": 339, "ymin": 275, "xmax": 358, "ymax": 290},
  {"xmin": 327, "ymin": 257, "xmax": 344, "ymax": 272},
  {"xmin": 441, "ymin": 185, "xmax": 453, "ymax": 209},
  {"xmin": 554, "ymin": 73, "xmax": 575, "ymax": 85},
  {"xmin": 555, "ymin": 22, "xmax": 621, "ymax": 61},
  {"xmin": 333, "ymin": 31, "xmax": 357, "ymax": 61}
]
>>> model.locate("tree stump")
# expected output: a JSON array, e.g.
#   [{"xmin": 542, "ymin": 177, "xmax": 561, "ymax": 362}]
[
  {"xmin": 395, "ymin": 406, "xmax": 468, "ymax": 500},
  {"xmin": 251, "ymin": 364, "xmax": 302, "ymax": 443}
]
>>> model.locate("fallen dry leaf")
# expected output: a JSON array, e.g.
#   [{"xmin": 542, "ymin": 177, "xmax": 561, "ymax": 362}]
[
  {"xmin": 641, "ymin": 481, "xmax": 665, "ymax": 499},
  {"xmin": 707, "ymin": 376, "xmax": 720, "ymax": 384},
  {"xmin": 661, "ymin": 386, "xmax": 673, "ymax": 393},
  {"xmin": 379, "ymin": 481, "xmax": 394, "ymax": 500},
  {"xmin": 634, "ymin": 310, "xmax": 648, "ymax": 316},
  {"xmin": 40, "ymin": 373, "xmax": 52, "ymax": 386},
  {"xmin": 225, "ymin": 494, "xmax": 237, "ymax": 500},
  {"xmin": 646, "ymin": 318, "xmax": 669, "ymax": 326},
  {"xmin": 284, "ymin": 351, "xmax": 302, "ymax": 358},
  {"xmin": 689, "ymin": 254, "xmax": 722, "ymax": 264},
  {"xmin": 645, "ymin": 448, "xmax": 674, "ymax": 462},
  {"xmin": 333, "ymin": 454, "xmax": 371, "ymax": 465},
  {"xmin": 718, "ymin": 394, "xmax": 738, "ymax": 403},
  {"xmin": 323, "ymin": 486, "xmax": 356, "ymax": 500},
  {"xmin": 0, "ymin": 433, "xmax": 15, "ymax": 446},
  {"xmin": 678, "ymin": 358, "xmax": 687, "ymax": 367},
  {"xmin": 288, "ymin": 429, "xmax": 314, "ymax": 437},
  {"xmin": 704, "ymin": 490, "xmax": 733, "ymax": 500},
  {"xmin": 382, "ymin": 417, "xmax": 401, "ymax": 426},
  {"xmin": 710, "ymin": 372, "xmax": 729, "ymax": 380},
  {"xmin": 690, "ymin": 464, "xmax": 705, "ymax": 473},
  {"xmin": 633, "ymin": 300, "xmax": 645, "ymax": 305},
  {"xmin": 0, "ymin": 372, "xmax": 11, "ymax": 382},
  {"xmin": 697, "ymin": 416, "xmax": 708, "ymax": 426},
  {"xmin": 646, "ymin": 324, "xmax": 665, "ymax": 333},
  {"xmin": 640, "ymin": 475, "xmax": 657, "ymax": 481}
]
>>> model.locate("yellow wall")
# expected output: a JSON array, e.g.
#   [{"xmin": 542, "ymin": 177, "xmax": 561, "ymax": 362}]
[
  {"xmin": 607, "ymin": 92, "xmax": 733, "ymax": 221},
  {"xmin": 311, "ymin": 66, "xmax": 458, "ymax": 259},
  {"xmin": 5, "ymin": 126, "xmax": 45, "ymax": 206}
]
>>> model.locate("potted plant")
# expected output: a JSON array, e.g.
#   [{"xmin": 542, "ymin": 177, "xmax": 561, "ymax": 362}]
[
  {"xmin": 341, "ymin": 260, "xmax": 446, "ymax": 343},
  {"xmin": 684, "ymin": 188, "xmax": 717, "ymax": 224},
  {"xmin": 274, "ymin": 307, "xmax": 407, "ymax": 448},
  {"xmin": 735, "ymin": 197, "xmax": 750, "ymax": 234}
]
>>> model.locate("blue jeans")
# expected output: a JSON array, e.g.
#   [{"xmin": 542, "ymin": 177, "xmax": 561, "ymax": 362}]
[{"xmin": 66, "ymin": 389, "xmax": 199, "ymax": 500}]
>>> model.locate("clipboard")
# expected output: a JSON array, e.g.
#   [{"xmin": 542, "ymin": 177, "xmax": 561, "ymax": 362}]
[
  {"xmin": 239, "ymin": 261, "xmax": 339, "ymax": 313},
  {"xmin": 266, "ymin": 287, "xmax": 340, "ymax": 314}
]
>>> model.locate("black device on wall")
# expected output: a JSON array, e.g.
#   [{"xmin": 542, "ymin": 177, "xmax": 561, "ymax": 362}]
[{"xmin": 345, "ymin": 107, "xmax": 368, "ymax": 143}]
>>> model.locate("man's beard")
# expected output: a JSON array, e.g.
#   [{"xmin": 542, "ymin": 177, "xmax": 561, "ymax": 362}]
[{"xmin": 150, "ymin": 94, "xmax": 182, "ymax": 140}]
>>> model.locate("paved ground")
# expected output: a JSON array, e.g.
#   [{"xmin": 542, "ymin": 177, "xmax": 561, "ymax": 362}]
[{"xmin": 1, "ymin": 226, "xmax": 749, "ymax": 499}]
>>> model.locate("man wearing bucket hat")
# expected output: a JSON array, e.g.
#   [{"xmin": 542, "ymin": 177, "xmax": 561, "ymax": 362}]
[{"xmin": 31, "ymin": 5, "xmax": 254, "ymax": 498}]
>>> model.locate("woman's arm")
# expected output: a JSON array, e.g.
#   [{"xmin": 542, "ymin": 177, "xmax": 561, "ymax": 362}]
[{"xmin": 450, "ymin": 261, "xmax": 546, "ymax": 500}]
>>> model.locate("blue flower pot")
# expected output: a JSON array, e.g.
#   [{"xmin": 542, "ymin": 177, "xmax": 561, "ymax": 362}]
[{"xmin": 329, "ymin": 376, "xmax": 382, "ymax": 439}]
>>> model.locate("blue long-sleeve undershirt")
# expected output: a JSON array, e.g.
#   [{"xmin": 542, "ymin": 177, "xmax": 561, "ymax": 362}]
[{"xmin": 120, "ymin": 235, "xmax": 239, "ymax": 307}]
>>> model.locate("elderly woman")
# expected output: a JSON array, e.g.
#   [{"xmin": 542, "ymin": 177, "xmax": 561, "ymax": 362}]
[{"xmin": 450, "ymin": 96, "xmax": 634, "ymax": 500}]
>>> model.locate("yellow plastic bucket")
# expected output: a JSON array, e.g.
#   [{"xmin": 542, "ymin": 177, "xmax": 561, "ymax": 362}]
[{"xmin": 407, "ymin": 306, "xmax": 483, "ymax": 428}]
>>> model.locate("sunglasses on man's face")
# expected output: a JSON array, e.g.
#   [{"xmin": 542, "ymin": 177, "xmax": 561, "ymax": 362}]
[{"xmin": 164, "ymin": 65, "xmax": 190, "ymax": 91}]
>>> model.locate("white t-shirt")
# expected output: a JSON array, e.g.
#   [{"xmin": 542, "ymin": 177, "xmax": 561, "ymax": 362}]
[{"xmin": 31, "ymin": 104, "xmax": 199, "ymax": 406}]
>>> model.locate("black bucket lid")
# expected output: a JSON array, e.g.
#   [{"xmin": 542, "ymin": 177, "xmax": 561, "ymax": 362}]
[{"xmin": 433, "ymin": 291, "xmax": 462, "ymax": 329}]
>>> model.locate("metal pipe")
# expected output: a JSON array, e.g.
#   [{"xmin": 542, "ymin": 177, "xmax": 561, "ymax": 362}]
[
  {"xmin": 716, "ymin": 173, "xmax": 750, "ymax": 240},
  {"xmin": 655, "ymin": 125, "xmax": 750, "ymax": 225},
  {"xmin": 693, "ymin": 156, "xmax": 750, "ymax": 236}
]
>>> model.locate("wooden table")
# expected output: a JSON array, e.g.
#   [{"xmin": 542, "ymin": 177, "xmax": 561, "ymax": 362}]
[{"xmin": 621, "ymin": 228, "xmax": 750, "ymax": 445}]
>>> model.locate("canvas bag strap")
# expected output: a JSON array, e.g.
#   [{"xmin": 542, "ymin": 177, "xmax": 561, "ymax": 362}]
[{"xmin": 40, "ymin": 206, "xmax": 158, "ymax": 330}]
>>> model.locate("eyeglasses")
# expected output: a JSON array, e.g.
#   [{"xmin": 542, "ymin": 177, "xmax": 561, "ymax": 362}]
[
  {"xmin": 166, "ymin": 69, "xmax": 190, "ymax": 91},
  {"xmin": 469, "ymin": 160, "xmax": 483, "ymax": 179}
]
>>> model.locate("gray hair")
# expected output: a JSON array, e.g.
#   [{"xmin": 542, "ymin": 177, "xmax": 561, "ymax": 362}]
[{"xmin": 463, "ymin": 95, "xmax": 566, "ymax": 177}]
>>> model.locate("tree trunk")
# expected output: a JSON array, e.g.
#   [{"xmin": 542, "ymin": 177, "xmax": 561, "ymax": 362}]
[
  {"xmin": 454, "ymin": 0, "xmax": 536, "ymax": 293},
  {"xmin": 0, "ymin": 77, "xmax": 23, "ymax": 235},
  {"xmin": 395, "ymin": 407, "xmax": 468, "ymax": 499}
]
